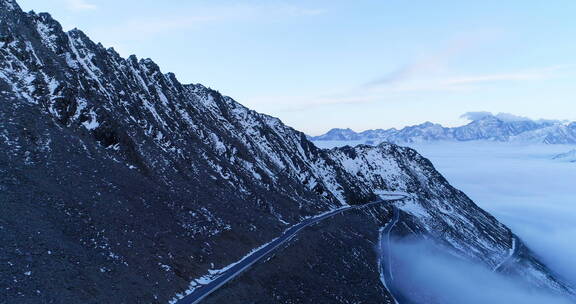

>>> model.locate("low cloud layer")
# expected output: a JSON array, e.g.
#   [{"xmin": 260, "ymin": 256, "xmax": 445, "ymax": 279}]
[
  {"xmin": 461, "ymin": 111, "xmax": 535, "ymax": 122},
  {"xmin": 459, "ymin": 111, "xmax": 566, "ymax": 124},
  {"xmin": 409, "ymin": 142, "xmax": 576, "ymax": 288},
  {"xmin": 390, "ymin": 239, "xmax": 573, "ymax": 304}
]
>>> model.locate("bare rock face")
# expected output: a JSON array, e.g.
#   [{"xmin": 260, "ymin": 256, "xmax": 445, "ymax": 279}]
[{"xmin": 0, "ymin": 1, "xmax": 572, "ymax": 303}]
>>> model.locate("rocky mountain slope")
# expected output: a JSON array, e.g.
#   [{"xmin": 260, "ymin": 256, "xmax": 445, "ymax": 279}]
[
  {"xmin": 311, "ymin": 114, "xmax": 576, "ymax": 145},
  {"xmin": 0, "ymin": 1, "xmax": 573, "ymax": 303}
]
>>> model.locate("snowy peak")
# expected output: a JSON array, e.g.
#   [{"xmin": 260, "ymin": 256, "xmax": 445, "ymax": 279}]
[
  {"xmin": 453, "ymin": 115, "xmax": 540, "ymax": 141},
  {"xmin": 311, "ymin": 112, "xmax": 575, "ymax": 145},
  {"xmin": 314, "ymin": 128, "xmax": 362, "ymax": 141}
]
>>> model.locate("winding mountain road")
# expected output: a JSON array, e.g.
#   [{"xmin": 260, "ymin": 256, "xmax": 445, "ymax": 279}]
[
  {"xmin": 379, "ymin": 206, "xmax": 400, "ymax": 304},
  {"xmin": 176, "ymin": 195, "xmax": 406, "ymax": 304},
  {"xmin": 377, "ymin": 209, "xmax": 521, "ymax": 304}
]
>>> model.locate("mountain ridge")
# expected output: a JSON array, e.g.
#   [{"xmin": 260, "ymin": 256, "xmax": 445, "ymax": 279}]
[{"xmin": 311, "ymin": 113, "xmax": 576, "ymax": 145}]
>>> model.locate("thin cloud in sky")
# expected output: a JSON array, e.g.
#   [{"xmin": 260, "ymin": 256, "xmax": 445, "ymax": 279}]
[
  {"xmin": 444, "ymin": 72, "xmax": 544, "ymax": 85},
  {"xmin": 366, "ymin": 64, "xmax": 576, "ymax": 94},
  {"xmin": 245, "ymin": 92, "xmax": 375, "ymax": 110},
  {"xmin": 65, "ymin": 0, "xmax": 97, "ymax": 11},
  {"xmin": 444, "ymin": 64, "xmax": 576, "ymax": 86},
  {"xmin": 283, "ymin": 7, "xmax": 326, "ymax": 17},
  {"xmin": 90, "ymin": 3, "xmax": 325, "ymax": 42},
  {"xmin": 243, "ymin": 63, "xmax": 575, "ymax": 113},
  {"xmin": 366, "ymin": 30, "xmax": 502, "ymax": 87},
  {"xmin": 362, "ymin": 31, "xmax": 576, "ymax": 92},
  {"xmin": 243, "ymin": 28, "xmax": 576, "ymax": 113}
]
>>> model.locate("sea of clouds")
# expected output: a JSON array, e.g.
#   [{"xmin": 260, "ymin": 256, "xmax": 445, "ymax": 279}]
[
  {"xmin": 390, "ymin": 238, "xmax": 573, "ymax": 304},
  {"xmin": 409, "ymin": 141, "xmax": 576, "ymax": 289}
]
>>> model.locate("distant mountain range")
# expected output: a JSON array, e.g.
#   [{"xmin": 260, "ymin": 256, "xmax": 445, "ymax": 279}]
[{"xmin": 310, "ymin": 113, "xmax": 576, "ymax": 145}]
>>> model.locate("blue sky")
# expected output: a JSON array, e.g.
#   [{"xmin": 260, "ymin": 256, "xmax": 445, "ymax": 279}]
[{"xmin": 17, "ymin": 0, "xmax": 576, "ymax": 135}]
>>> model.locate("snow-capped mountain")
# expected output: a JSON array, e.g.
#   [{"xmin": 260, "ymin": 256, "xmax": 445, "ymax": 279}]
[
  {"xmin": 311, "ymin": 113, "xmax": 575, "ymax": 145},
  {"xmin": 311, "ymin": 128, "xmax": 363, "ymax": 141},
  {"xmin": 554, "ymin": 150, "xmax": 576, "ymax": 162},
  {"xmin": 0, "ymin": 1, "xmax": 572, "ymax": 303},
  {"xmin": 512, "ymin": 123, "xmax": 576, "ymax": 144}
]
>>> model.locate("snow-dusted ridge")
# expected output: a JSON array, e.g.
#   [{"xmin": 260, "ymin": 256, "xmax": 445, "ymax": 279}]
[{"xmin": 311, "ymin": 113, "xmax": 576, "ymax": 146}]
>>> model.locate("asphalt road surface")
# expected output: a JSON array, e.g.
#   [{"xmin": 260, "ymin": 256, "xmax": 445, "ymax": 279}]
[
  {"xmin": 176, "ymin": 195, "xmax": 406, "ymax": 304},
  {"xmin": 378, "ymin": 206, "xmax": 405, "ymax": 304}
]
